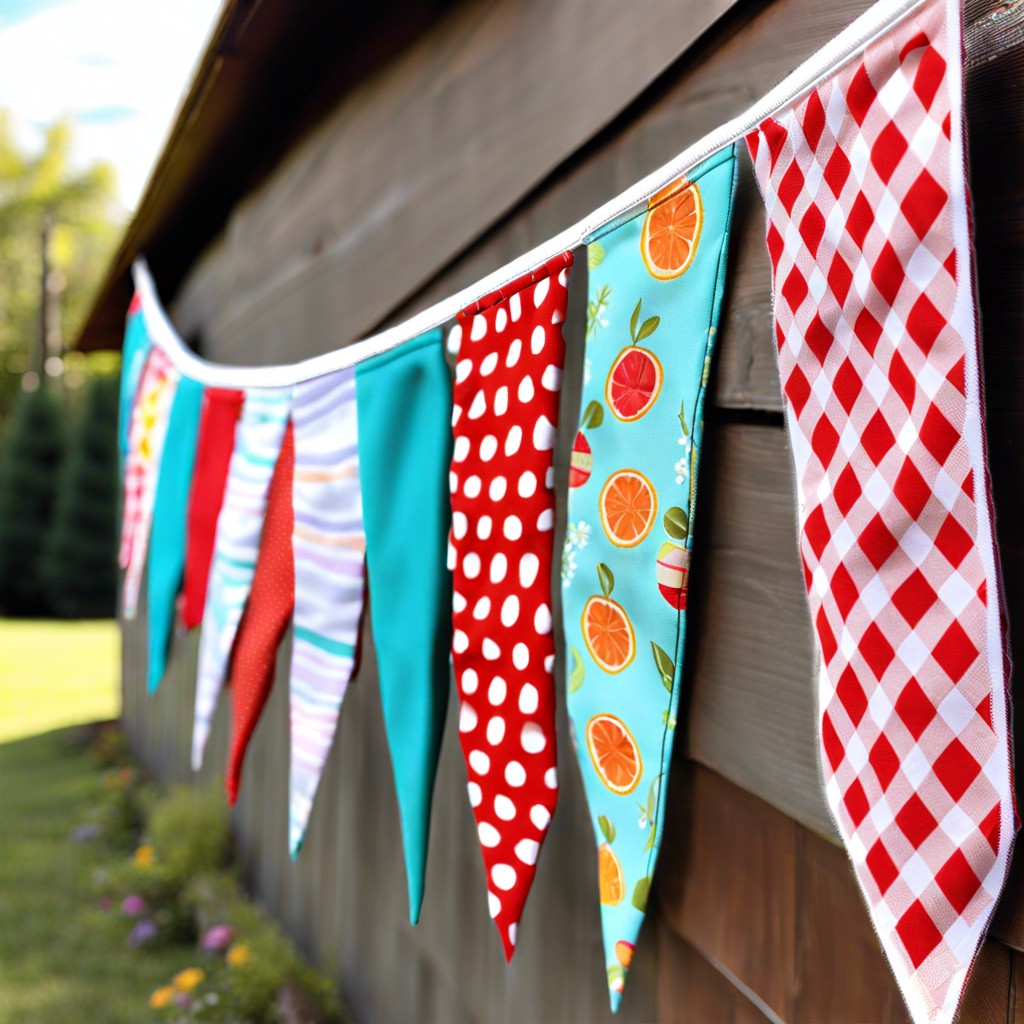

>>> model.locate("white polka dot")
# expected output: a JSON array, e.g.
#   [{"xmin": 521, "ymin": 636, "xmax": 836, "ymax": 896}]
[
  {"xmin": 469, "ymin": 749, "xmax": 490, "ymax": 774},
  {"xmin": 447, "ymin": 323, "xmax": 462, "ymax": 355},
  {"xmin": 506, "ymin": 338, "xmax": 522, "ymax": 368},
  {"xmin": 515, "ymin": 838, "xmax": 540, "ymax": 865},
  {"xmin": 558, "ymin": 268, "xmax": 569, "ymax": 287},
  {"xmin": 495, "ymin": 796, "xmax": 517, "ymax": 821},
  {"xmin": 495, "ymin": 308, "xmax": 508, "ymax": 333},
  {"xmin": 468, "ymin": 391, "xmax": 487, "ymax": 420},
  {"xmin": 483, "ymin": 638, "xmax": 501, "ymax": 661},
  {"xmin": 453, "ymin": 629, "xmax": 469, "ymax": 654},
  {"xmin": 513, "ymin": 643, "xmax": 529, "ymax": 670},
  {"xmin": 455, "ymin": 359, "xmax": 473, "ymax": 383},
  {"xmin": 489, "ymin": 476, "xmax": 507, "ymax": 501},
  {"xmin": 479, "ymin": 822, "xmax": 501, "ymax": 847},
  {"xmin": 452, "ymin": 511, "xmax": 468, "ymax": 539},
  {"xmin": 446, "ymin": 542, "xmax": 456, "ymax": 571},
  {"xmin": 480, "ymin": 352, "xmax": 499, "ymax": 377},
  {"xmin": 530, "ymin": 325, "xmax": 547, "ymax": 353},
  {"xmin": 519, "ymin": 683, "xmax": 538, "ymax": 714},
  {"xmin": 518, "ymin": 471, "xmax": 537, "ymax": 498},
  {"xmin": 520, "ymin": 553, "xmax": 540, "ymax": 588},
  {"xmin": 473, "ymin": 596, "xmax": 491, "ymax": 620},
  {"xmin": 501, "ymin": 595, "xmax": 520, "ymax": 627},
  {"xmin": 505, "ymin": 425, "xmax": 522, "ymax": 456},
  {"xmin": 463, "ymin": 552, "xmax": 481, "ymax": 579},
  {"xmin": 488, "ymin": 891, "xmax": 501, "ymax": 918},
  {"xmin": 508, "ymin": 923, "xmax": 517, "ymax": 947},
  {"xmin": 504, "ymin": 515, "xmax": 523, "ymax": 541},
  {"xmin": 490, "ymin": 553, "xmax": 508, "ymax": 584},
  {"xmin": 505, "ymin": 761, "xmax": 526, "ymax": 787},
  {"xmin": 491, "ymin": 863, "xmax": 517, "ymax": 890},
  {"xmin": 464, "ymin": 475, "xmax": 482, "ymax": 499},
  {"xmin": 530, "ymin": 804, "xmax": 551, "ymax": 829},
  {"xmin": 462, "ymin": 669, "xmax": 479, "ymax": 694},
  {"xmin": 467, "ymin": 781, "xmax": 481, "ymax": 806},
  {"xmin": 459, "ymin": 703, "xmax": 478, "ymax": 733},
  {"xmin": 521, "ymin": 722, "xmax": 546, "ymax": 753},
  {"xmin": 451, "ymin": 404, "xmax": 462, "ymax": 428},
  {"xmin": 543, "ymin": 654, "xmax": 554, "ymax": 672},
  {"xmin": 518, "ymin": 376, "xmax": 535, "ymax": 404},
  {"xmin": 533, "ymin": 415, "xmax": 555, "ymax": 451},
  {"xmin": 534, "ymin": 604, "xmax": 552, "ymax": 634},
  {"xmin": 449, "ymin": 471, "xmax": 459, "ymax": 492},
  {"xmin": 545, "ymin": 466, "xmax": 555, "ymax": 488},
  {"xmin": 544, "ymin": 767, "xmax": 557, "ymax": 789},
  {"xmin": 453, "ymin": 436, "xmax": 470, "ymax": 463},
  {"xmin": 533, "ymin": 277, "xmax": 550, "ymax": 308},
  {"xmin": 477, "ymin": 516, "xmax": 493, "ymax": 540},
  {"xmin": 453, "ymin": 590, "xmax": 467, "ymax": 613},
  {"xmin": 494, "ymin": 386, "xmax": 509, "ymax": 416},
  {"xmin": 487, "ymin": 717, "xmax": 505, "ymax": 745},
  {"xmin": 488, "ymin": 676, "xmax": 507, "ymax": 705},
  {"xmin": 509, "ymin": 293, "xmax": 522, "ymax": 322},
  {"xmin": 470, "ymin": 314, "xmax": 487, "ymax": 341},
  {"xmin": 537, "ymin": 508, "xmax": 554, "ymax": 531},
  {"xmin": 480, "ymin": 435, "xmax": 498, "ymax": 461},
  {"xmin": 541, "ymin": 365, "xmax": 561, "ymax": 391}
]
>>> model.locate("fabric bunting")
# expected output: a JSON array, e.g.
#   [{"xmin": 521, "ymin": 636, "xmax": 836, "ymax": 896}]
[
  {"xmin": 746, "ymin": 1, "xmax": 1014, "ymax": 1021},
  {"xmin": 118, "ymin": 292, "xmax": 151, "ymax": 459},
  {"xmin": 448, "ymin": 252, "xmax": 572, "ymax": 960},
  {"xmin": 192, "ymin": 388, "xmax": 292, "ymax": 771},
  {"xmin": 563, "ymin": 146, "xmax": 738, "ymax": 1009},
  {"xmin": 120, "ymin": 345, "xmax": 178, "ymax": 620},
  {"xmin": 226, "ymin": 423, "xmax": 295, "ymax": 806},
  {"xmin": 181, "ymin": 388, "xmax": 245, "ymax": 631},
  {"xmin": 146, "ymin": 374, "xmax": 204, "ymax": 692},
  {"xmin": 288, "ymin": 369, "xmax": 366, "ymax": 858},
  {"xmin": 355, "ymin": 328, "xmax": 453, "ymax": 924}
]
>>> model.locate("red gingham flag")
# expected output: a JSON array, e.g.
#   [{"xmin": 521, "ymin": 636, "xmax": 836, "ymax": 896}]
[{"xmin": 747, "ymin": 1, "xmax": 1014, "ymax": 1021}]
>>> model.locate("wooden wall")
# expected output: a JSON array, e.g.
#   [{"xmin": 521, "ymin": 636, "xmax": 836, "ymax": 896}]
[{"xmin": 120, "ymin": 0, "xmax": 1024, "ymax": 1020}]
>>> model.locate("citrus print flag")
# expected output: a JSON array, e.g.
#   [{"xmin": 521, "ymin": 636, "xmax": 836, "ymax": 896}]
[
  {"xmin": 120, "ymin": 345, "xmax": 178, "ymax": 621},
  {"xmin": 562, "ymin": 146, "xmax": 737, "ymax": 1010},
  {"xmin": 746, "ymin": 1, "xmax": 1014, "ymax": 1021},
  {"xmin": 448, "ymin": 252, "xmax": 573, "ymax": 961},
  {"xmin": 118, "ymin": 292, "xmax": 150, "ymax": 459},
  {"xmin": 192, "ymin": 388, "xmax": 292, "ymax": 771}
]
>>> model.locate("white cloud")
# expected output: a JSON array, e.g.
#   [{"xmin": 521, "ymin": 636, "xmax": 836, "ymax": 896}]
[{"xmin": 0, "ymin": 0, "xmax": 222, "ymax": 210}]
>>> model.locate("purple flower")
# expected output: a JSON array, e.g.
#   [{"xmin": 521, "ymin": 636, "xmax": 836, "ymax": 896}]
[
  {"xmin": 200, "ymin": 923, "xmax": 234, "ymax": 952},
  {"xmin": 173, "ymin": 992, "xmax": 193, "ymax": 1009},
  {"xmin": 121, "ymin": 894, "xmax": 147, "ymax": 917},
  {"xmin": 127, "ymin": 918, "xmax": 158, "ymax": 948}
]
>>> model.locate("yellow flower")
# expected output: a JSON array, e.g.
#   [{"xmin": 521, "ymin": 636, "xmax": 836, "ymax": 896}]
[
  {"xmin": 226, "ymin": 943, "xmax": 250, "ymax": 967},
  {"xmin": 133, "ymin": 844, "xmax": 156, "ymax": 869},
  {"xmin": 149, "ymin": 986, "xmax": 176, "ymax": 1009},
  {"xmin": 172, "ymin": 967, "xmax": 205, "ymax": 991}
]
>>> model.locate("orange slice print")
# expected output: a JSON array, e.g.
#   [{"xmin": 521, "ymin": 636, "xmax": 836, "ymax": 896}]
[
  {"xmin": 599, "ymin": 843, "xmax": 625, "ymax": 905},
  {"xmin": 641, "ymin": 179, "xmax": 703, "ymax": 280},
  {"xmin": 606, "ymin": 346, "xmax": 663, "ymax": 422},
  {"xmin": 582, "ymin": 595, "xmax": 635, "ymax": 673},
  {"xmin": 587, "ymin": 714, "xmax": 643, "ymax": 795},
  {"xmin": 600, "ymin": 470, "xmax": 656, "ymax": 548}
]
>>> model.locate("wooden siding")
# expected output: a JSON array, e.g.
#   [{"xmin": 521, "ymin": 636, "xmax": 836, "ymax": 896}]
[{"xmin": 120, "ymin": 0, "xmax": 1024, "ymax": 1020}]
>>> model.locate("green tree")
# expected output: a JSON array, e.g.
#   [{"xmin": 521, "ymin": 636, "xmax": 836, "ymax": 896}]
[
  {"xmin": 0, "ymin": 386, "xmax": 66, "ymax": 615},
  {"xmin": 40, "ymin": 371, "xmax": 120, "ymax": 618}
]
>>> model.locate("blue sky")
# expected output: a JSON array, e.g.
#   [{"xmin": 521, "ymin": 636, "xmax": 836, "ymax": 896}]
[{"xmin": 0, "ymin": 0, "xmax": 221, "ymax": 209}]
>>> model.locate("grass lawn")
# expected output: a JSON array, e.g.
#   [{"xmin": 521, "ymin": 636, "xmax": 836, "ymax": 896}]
[{"xmin": 0, "ymin": 619, "xmax": 120, "ymax": 743}]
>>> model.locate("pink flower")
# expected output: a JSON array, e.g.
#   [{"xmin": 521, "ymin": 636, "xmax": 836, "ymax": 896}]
[
  {"xmin": 200, "ymin": 924, "xmax": 234, "ymax": 952},
  {"xmin": 121, "ymin": 894, "xmax": 147, "ymax": 917}
]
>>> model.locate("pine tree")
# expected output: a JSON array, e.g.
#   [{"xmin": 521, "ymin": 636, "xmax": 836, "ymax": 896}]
[
  {"xmin": 40, "ymin": 373, "xmax": 120, "ymax": 618},
  {"xmin": 0, "ymin": 385, "xmax": 66, "ymax": 615}
]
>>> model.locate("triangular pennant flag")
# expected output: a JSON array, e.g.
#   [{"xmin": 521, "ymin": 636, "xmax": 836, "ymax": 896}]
[
  {"xmin": 288, "ymin": 369, "xmax": 365, "ymax": 858},
  {"xmin": 146, "ymin": 375, "xmax": 204, "ymax": 692},
  {"xmin": 355, "ymin": 328, "xmax": 453, "ymax": 924},
  {"xmin": 562, "ymin": 146, "xmax": 738, "ymax": 1009},
  {"xmin": 746, "ymin": 1, "xmax": 1014, "ymax": 1021},
  {"xmin": 226, "ymin": 422, "xmax": 295, "ymax": 806},
  {"xmin": 447, "ymin": 251, "xmax": 573, "ymax": 960},
  {"xmin": 192, "ymin": 387, "xmax": 292, "ymax": 771},
  {"xmin": 120, "ymin": 346, "xmax": 178, "ymax": 620},
  {"xmin": 119, "ymin": 292, "xmax": 151, "ymax": 460},
  {"xmin": 181, "ymin": 388, "xmax": 245, "ymax": 631}
]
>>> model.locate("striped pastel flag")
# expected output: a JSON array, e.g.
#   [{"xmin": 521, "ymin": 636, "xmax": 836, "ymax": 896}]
[
  {"xmin": 289, "ymin": 368, "xmax": 366, "ymax": 857},
  {"xmin": 192, "ymin": 387, "xmax": 292, "ymax": 771}
]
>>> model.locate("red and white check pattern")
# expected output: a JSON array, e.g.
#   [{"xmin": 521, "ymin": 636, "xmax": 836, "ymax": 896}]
[{"xmin": 747, "ymin": 1, "xmax": 1013, "ymax": 1022}]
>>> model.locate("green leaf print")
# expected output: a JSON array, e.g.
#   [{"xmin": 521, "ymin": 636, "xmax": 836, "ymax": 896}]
[
  {"xmin": 650, "ymin": 642, "xmax": 675, "ymax": 692},
  {"xmin": 586, "ymin": 285, "xmax": 612, "ymax": 340},
  {"xmin": 677, "ymin": 399, "xmax": 689, "ymax": 438},
  {"xmin": 588, "ymin": 242, "xmax": 606, "ymax": 270},
  {"xmin": 597, "ymin": 562, "xmax": 615, "ymax": 599},
  {"xmin": 598, "ymin": 814, "xmax": 616, "ymax": 844},
  {"xmin": 582, "ymin": 400, "xmax": 604, "ymax": 430},
  {"xmin": 663, "ymin": 506, "xmax": 689, "ymax": 541},
  {"xmin": 629, "ymin": 299, "xmax": 641, "ymax": 342},
  {"xmin": 569, "ymin": 646, "xmax": 585, "ymax": 693},
  {"xmin": 635, "ymin": 316, "xmax": 660, "ymax": 342},
  {"xmin": 632, "ymin": 876, "xmax": 651, "ymax": 912}
]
